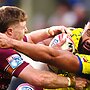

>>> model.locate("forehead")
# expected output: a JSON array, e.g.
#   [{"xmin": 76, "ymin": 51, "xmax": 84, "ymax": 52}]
[
  {"xmin": 12, "ymin": 21, "xmax": 26, "ymax": 28},
  {"xmin": 19, "ymin": 21, "xmax": 26, "ymax": 26}
]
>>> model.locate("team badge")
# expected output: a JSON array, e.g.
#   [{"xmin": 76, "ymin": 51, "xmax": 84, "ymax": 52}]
[{"xmin": 7, "ymin": 54, "xmax": 23, "ymax": 69}]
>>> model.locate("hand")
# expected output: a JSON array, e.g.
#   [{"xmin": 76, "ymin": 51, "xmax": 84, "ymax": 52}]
[
  {"xmin": 48, "ymin": 26, "xmax": 72, "ymax": 36},
  {"xmin": 75, "ymin": 77, "xmax": 90, "ymax": 90},
  {"xmin": 51, "ymin": 38, "xmax": 66, "ymax": 50},
  {"xmin": 0, "ymin": 33, "xmax": 12, "ymax": 48},
  {"xmin": 49, "ymin": 33, "xmax": 73, "ymax": 52}
]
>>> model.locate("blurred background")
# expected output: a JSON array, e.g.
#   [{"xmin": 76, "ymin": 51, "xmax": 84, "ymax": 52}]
[{"xmin": 0, "ymin": 0, "xmax": 90, "ymax": 32}]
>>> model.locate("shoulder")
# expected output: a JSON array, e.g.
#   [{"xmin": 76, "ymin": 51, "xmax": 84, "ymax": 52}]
[
  {"xmin": 71, "ymin": 28, "xmax": 83, "ymax": 35},
  {"xmin": 0, "ymin": 48, "xmax": 19, "ymax": 59}
]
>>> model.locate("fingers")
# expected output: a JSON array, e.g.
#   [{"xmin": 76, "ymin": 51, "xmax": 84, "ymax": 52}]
[
  {"xmin": 58, "ymin": 38, "xmax": 66, "ymax": 47},
  {"xmin": 75, "ymin": 77, "xmax": 90, "ymax": 90},
  {"xmin": 49, "ymin": 26, "xmax": 72, "ymax": 36},
  {"xmin": 0, "ymin": 33, "xmax": 11, "ymax": 48},
  {"xmin": 50, "ymin": 37, "xmax": 66, "ymax": 50}
]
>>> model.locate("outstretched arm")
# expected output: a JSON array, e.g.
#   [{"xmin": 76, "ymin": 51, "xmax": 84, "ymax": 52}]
[
  {"xmin": 19, "ymin": 64, "xmax": 69, "ymax": 89},
  {"xmin": 25, "ymin": 26, "xmax": 71, "ymax": 43},
  {"xmin": 18, "ymin": 64, "xmax": 88, "ymax": 89},
  {"xmin": 0, "ymin": 35, "xmax": 80, "ymax": 73}
]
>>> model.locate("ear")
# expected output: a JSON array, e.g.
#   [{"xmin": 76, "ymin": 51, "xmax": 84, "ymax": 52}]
[{"xmin": 6, "ymin": 28, "xmax": 13, "ymax": 36}]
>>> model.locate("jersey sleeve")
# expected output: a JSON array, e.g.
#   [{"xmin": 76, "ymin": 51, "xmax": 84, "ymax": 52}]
[
  {"xmin": 76, "ymin": 53, "xmax": 90, "ymax": 74},
  {"xmin": 0, "ymin": 48, "xmax": 29, "ymax": 77}
]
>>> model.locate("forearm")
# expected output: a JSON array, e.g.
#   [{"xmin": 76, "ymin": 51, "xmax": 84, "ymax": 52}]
[
  {"xmin": 11, "ymin": 39, "xmax": 54, "ymax": 62},
  {"xmin": 26, "ymin": 28, "xmax": 51, "ymax": 43},
  {"xmin": 39, "ymin": 73, "xmax": 69, "ymax": 89},
  {"xmin": 19, "ymin": 65, "xmax": 70, "ymax": 89},
  {"xmin": 51, "ymin": 50, "xmax": 80, "ymax": 73},
  {"xmin": 11, "ymin": 39, "xmax": 80, "ymax": 73}
]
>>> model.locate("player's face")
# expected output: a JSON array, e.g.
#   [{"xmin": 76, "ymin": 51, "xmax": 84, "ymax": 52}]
[
  {"xmin": 12, "ymin": 21, "xmax": 28, "ymax": 40},
  {"xmin": 80, "ymin": 22, "xmax": 90, "ymax": 54}
]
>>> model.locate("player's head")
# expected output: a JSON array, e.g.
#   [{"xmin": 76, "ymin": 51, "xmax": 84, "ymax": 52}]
[
  {"xmin": 78, "ymin": 21, "xmax": 90, "ymax": 54},
  {"xmin": 0, "ymin": 6, "xmax": 28, "ymax": 40}
]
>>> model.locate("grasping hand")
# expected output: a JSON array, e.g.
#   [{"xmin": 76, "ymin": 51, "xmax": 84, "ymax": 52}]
[
  {"xmin": 75, "ymin": 77, "xmax": 90, "ymax": 90},
  {"xmin": 47, "ymin": 26, "xmax": 72, "ymax": 36},
  {"xmin": 0, "ymin": 33, "xmax": 12, "ymax": 48}
]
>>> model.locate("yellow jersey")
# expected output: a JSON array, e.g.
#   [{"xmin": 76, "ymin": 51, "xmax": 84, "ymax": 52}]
[{"xmin": 44, "ymin": 28, "xmax": 90, "ymax": 90}]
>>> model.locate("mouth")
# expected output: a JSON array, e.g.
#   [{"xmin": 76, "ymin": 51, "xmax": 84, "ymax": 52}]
[{"xmin": 83, "ymin": 42, "xmax": 90, "ymax": 51}]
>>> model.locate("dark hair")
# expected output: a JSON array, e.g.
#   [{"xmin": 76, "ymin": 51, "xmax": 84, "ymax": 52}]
[{"xmin": 0, "ymin": 6, "xmax": 27, "ymax": 33}]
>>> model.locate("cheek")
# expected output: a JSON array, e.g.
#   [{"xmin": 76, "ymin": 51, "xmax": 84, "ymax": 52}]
[
  {"xmin": 20, "ymin": 31, "xmax": 25, "ymax": 39},
  {"xmin": 82, "ymin": 35, "xmax": 90, "ymax": 43},
  {"xmin": 82, "ymin": 33, "xmax": 87, "ymax": 40},
  {"xmin": 13, "ymin": 32, "xmax": 22, "ymax": 40}
]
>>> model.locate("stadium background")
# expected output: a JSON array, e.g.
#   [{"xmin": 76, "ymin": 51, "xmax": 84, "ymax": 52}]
[{"xmin": 0, "ymin": 0, "xmax": 90, "ymax": 31}]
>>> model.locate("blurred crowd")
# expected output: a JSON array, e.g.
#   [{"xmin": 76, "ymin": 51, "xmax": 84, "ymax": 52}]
[
  {"xmin": 0, "ymin": 0, "xmax": 90, "ymax": 30},
  {"xmin": 32, "ymin": 0, "xmax": 90, "ymax": 30},
  {"xmin": 47, "ymin": 0, "xmax": 89, "ymax": 28}
]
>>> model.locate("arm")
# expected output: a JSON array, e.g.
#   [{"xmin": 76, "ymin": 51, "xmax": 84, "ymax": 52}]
[
  {"xmin": 0, "ymin": 33, "xmax": 80, "ymax": 73},
  {"xmin": 25, "ymin": 26, "xmax": 71, "ymax": 43},
  {"xmin": 19, "ymin": 64, "xmax": 69, "ymax": 89},
  {"xmin": 4, "ymin": 38, "xmax": 80, "ymax": 73},
  {"xmin": 18, "ymin": 64, "xmax": 88, "ymax": 89}
]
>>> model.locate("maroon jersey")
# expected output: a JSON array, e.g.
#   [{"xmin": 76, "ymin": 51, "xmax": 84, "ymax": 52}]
[
  {"xmin": 0, "ymin": 36, "xmax": 43, "ymax": 90},
  {"xmin": 0, "ymin": 48, "xmax": 29, "ymax": 89}
]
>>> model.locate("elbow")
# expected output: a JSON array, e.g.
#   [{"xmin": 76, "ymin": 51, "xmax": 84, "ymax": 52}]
[{"xmin": 68, "ymin": 55, "xmax": 80, "ymax": 73}]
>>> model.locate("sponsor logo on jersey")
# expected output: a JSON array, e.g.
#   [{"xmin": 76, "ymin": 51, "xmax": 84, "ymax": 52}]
[
  {"xmin": 16, "ymin": 83, "xmax": 34, "ymax": 90},
  {"xmin": 7, "ymin": 54, "xmax": 23, "ymax": 69},
  {"xmin": 81, "ymin": 58, "xmax": 87, "ymax": 62}
]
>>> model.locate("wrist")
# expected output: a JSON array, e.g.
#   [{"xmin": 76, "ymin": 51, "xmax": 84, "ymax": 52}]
[
  {"xmin": 67, "ymin": 76, "xmax": 76, "ymax": 88},
  {"xmin": 46, "ymin": 28, "xmax": 51, "ymax": 37}
]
